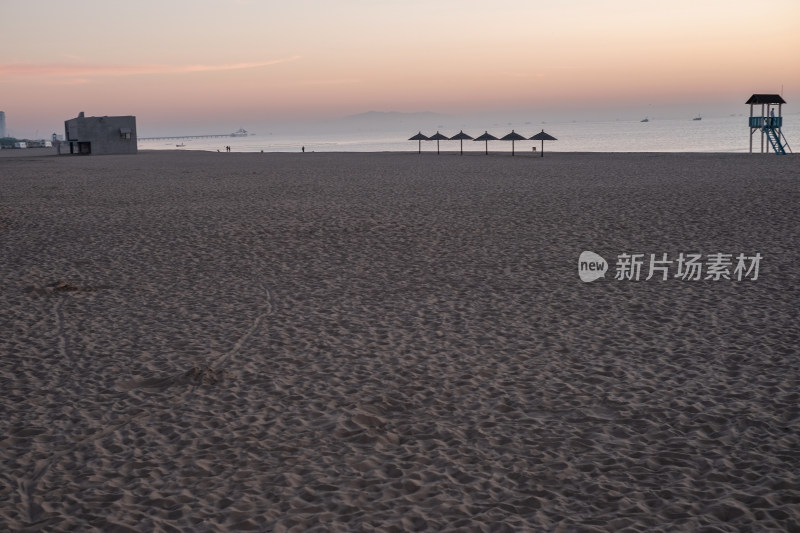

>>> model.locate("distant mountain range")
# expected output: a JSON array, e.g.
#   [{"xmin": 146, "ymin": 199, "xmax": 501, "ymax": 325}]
[
  {"xmin": 337, "ymin": 111, "xmax": 448, "ymax": 129},
  {"xmin": 342, "ymin": 110, "xmax": 444, "ymax": 120}
]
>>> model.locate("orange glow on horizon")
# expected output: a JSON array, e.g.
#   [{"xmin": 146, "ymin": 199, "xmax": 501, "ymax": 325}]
[{"xmin": 2, "ymin": 0, "xmax": 798, "ymax": 136}]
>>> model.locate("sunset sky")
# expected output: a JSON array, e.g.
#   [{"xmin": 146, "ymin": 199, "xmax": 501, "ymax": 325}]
[{"xmin": 2, "ymin": 0, "xmax": 799, "ymax": 137}]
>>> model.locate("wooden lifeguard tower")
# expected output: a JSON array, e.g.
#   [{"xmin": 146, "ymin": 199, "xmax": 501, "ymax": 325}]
[{"xmin": 747, "ymin": 94, "xmax": 791, "ymax": 154}]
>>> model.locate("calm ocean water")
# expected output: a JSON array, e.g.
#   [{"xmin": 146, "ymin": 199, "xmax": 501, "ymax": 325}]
[{"xmin": 138, "ymin": 114, "xmax": 796, "ymax": 154}]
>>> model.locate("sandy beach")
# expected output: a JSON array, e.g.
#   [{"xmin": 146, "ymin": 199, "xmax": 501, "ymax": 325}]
[{"xmin": 1, "ymin": 149, "xmax": 798, "ymax": 532}]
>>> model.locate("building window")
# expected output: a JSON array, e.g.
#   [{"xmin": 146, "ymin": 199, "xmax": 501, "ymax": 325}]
[{"xmin": 120, "ymin": 128, "xmax": 131, "ymax": 140}]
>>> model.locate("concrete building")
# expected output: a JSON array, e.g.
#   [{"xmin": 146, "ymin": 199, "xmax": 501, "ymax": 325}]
[
  {"xmin": 63, "ymin": 112, "xmax": 137, "ymax": 155},
  {"xmin": 0, "ymin": 111, "xmax": 6, "ymax": 138}
]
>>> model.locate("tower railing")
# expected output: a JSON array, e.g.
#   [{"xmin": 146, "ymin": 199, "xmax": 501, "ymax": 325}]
[{"xmin": 749, "ymin": 116, "xmax": 783, "ymax": 128}]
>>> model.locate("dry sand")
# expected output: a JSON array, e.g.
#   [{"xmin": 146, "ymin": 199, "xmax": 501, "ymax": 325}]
[{"xmin": 1, "ymin": 149, "xmax": 798, "ymax": 532}]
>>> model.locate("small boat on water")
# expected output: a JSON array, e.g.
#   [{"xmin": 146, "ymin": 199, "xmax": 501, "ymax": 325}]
[
  {"xmin": 640, "ymin": 117, "xmax": 649, "ymax": 123},
  {"xmin": 231, "ymin": 128, "xmax": 249, "ymax": 137},
  {"xmin": 693, "ymin": 115, "xmax": 702, "ymax": 121},
  {"xmin": 176, "ymin": 143, "xmax": 186, "ymax": 147}
]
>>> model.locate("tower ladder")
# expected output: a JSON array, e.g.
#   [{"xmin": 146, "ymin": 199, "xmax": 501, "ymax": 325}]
[{"xmin": 763, "ymin": 123, "xmax": 787, "ymax": 155}]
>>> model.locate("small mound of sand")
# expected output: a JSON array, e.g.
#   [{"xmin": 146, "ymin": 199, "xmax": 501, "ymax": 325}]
[
  {"xmin": 49, "ymin": 280, "xmax": 84, "ymax": 292},
  {"xmin": 184, "ymin": 365, "xmax": 222, "ymax": 386}
]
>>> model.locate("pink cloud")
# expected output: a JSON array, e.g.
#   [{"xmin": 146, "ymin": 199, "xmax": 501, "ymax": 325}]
[{"xmin": 0, "ymin": 56, "xmax": 301, "ymax": 78}]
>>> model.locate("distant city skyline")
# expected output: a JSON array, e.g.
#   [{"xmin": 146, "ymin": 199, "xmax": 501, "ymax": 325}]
[{"xmin": 2, "ymin": 0, "xmax": 799, "ymax": 138}]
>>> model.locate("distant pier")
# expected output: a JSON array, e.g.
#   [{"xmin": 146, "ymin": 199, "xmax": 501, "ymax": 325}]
[
  {"xmin": 139, "ymin": 134, "xmax": 245, "ymax": 141},
  {"xmin": 139, "ymin": 129, "xmax": 250, "ymax": 141}
]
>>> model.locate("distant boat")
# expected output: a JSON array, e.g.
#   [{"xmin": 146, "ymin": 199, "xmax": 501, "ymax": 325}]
[
  {"xmin": 640, "ymin": 117, "xmax": 649, "ymax": 123},
  {"xmin": 231, "ymin": 128, "xmax": 249, "ymax": 137},
  {"xmin": 176, "ymin": 143, "xmax": 186, "ymax": 147},
  {"xmin": 693, "ymin": 115, "xmax": 702, "ymax": 121}
]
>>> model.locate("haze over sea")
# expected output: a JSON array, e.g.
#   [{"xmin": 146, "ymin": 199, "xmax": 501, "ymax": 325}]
[{"xmin": 138, "ymin": 114, "xmax": 796, "ymax": 154}]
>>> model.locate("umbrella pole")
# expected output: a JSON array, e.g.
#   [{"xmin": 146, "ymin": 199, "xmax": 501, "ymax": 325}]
[
  {"xmin": 485, "ymin": 140, "xmax": 488, "ymax": 155},
  {"xmin": 460, "ymin": 139, "xmax": 463, "ymax": 155},
  {"xmin": 512, "ymin": 140, "xmax": 515, "ymax": 156},
  {"xmin": 437, "ymin": 140, "xmax": 440, "ymax": 155},
  {"xmin": 541, "ymin": 140, "xmax": 544, "ymax": 157}
]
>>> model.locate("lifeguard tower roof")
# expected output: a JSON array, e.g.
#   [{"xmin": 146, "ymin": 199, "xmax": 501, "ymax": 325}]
[{"xmin": 746, "ymin": 94, "xmax": 786, "ymax": 104}]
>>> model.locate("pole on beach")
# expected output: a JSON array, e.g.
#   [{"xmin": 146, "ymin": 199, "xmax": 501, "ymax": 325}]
[
  {"xmin": 450, "ymin": 131, "xmax": 473, "ymax": 156},
  {"xmin": 408, "ymin": 132, "xmax": 429, "ymax": 154},
  {"xmin": 473, "ymin": 131, "xmax": 498, "ymax": 155},
  {"xmin": 429, "ymin": 132, "xmax": 448, "ymax": 155},
  {"xmin": 530, "ymin": 129, "xmax": 557, "ymax": 158},
  {"xmin": 500, "ymin": 130, "xmax": 526, "ymax": 156}
]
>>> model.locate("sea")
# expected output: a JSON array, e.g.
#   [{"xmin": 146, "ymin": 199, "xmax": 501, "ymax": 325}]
[{"xmin": 137, "ymin": 114, "xmax": 795, "ymax": 154}]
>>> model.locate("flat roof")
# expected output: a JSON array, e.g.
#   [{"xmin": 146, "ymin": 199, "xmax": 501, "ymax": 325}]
[{"xmin": 746, "ymin": 94, "xmax": 786, "ymax": 104}]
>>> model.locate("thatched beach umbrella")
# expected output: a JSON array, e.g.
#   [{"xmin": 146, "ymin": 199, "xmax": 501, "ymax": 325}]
[
  {"xmin": 500, "ymin": 130, "xmax": 527, "ymax": 156},
  {"xmin": 530, "ymin": 129, "xmax": 557, "ymax": 157},
  {"xmin": 409, "ymin": 131, "xmax": 429, "ymax": 154},
  {"xmin": 473, "ymin": 131, "xmax": 498, "ymax": 155},
  {"xmin": 428, "ymin": 131, "xmax": 448, "ymax": 155},
  {"xmin": 450, "ymin": 130, "xmax": 473, "ymax": 155}
]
